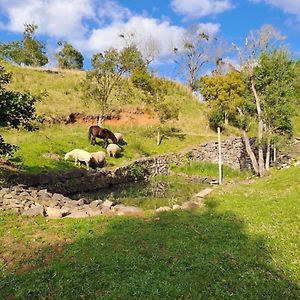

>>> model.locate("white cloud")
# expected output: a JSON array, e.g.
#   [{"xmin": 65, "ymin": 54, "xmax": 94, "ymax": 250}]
[
  {"xmin": 0, "ymin": 0, "xmax": 95, "ymax": 40},
  {"xmin": 171, "ymin": 0, "xmax": 233, "ymax": 19},
  {"xmin": 249, "ymin": 0, "xmax": 300, "ymax": 19},
  {"xmin": 0, "ymin": 0, "xmax": 220, "ymax": 61}
]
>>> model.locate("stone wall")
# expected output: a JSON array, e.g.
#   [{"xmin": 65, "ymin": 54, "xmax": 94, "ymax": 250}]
[{"xmin": 7, "ymin": 137, "xmax": 255, "ymax": 195}]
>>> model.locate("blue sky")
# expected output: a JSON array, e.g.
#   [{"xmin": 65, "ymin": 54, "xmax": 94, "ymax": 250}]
[{"xmin": 0, "ymin": 0, "xmax": 300, "ymax": 79}]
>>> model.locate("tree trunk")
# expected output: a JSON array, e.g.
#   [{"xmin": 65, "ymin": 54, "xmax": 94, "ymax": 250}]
[
  {"xmin": 157, "ymin": 130, "xmax": 162, "ymax": 146},
  {"xmin": 98, "ymin": 113, "xmax": 104, "ymax": 127},
  {"xmin": 224, "ymin": 112, "xmax": 229, "ymax": 126},
  {"xmin": 242, "ymin": 130, "xmax": 259, "ymax": 175},
  {"xmin": 250, "ymin": 80, "xmax": 266, "ymax": 177},
  {"xmin": 265, "ymin": 135, "xmax": 271, "ymax": 171}
]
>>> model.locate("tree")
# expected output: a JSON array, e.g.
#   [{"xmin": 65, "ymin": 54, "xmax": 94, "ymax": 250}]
[
  {"xmin": 131, "ymin": 69, "xmax": 179, "ymax": 145},
  {"xmin": 173, "ymin": 26, "xmax": 212, "ymax": 92},
  {"xmin": 81, "ymin": 46, "xmax": 145, "ymax": 126},
  {"xmin": 0, "ymin": 63, "xmax": 41, "ymax": 157},
  {"xmin": 232, "ymin": 25, "xmax": 296, "ymax": 176},
  {"xmin": 0, "ymin": 23, "xmax": 48, "ymax": 67},
  {"xmin": 119, "ymin": 31, "xmax": 161, "ymax": 67},
  {"xmin": 56, "ymin": 42, "xmax": 84, "ymax": 70},
  {"xmin": 200, "ymin": 70, "xmax": 245, "ymax": 127}
]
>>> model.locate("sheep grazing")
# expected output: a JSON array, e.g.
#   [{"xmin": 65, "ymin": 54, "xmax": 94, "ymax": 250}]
[
  {"xmin": 106, "ymin": 144, "xmax": 122, "ymax": 158},
  {"xmin": 90, "ymin": 151, "xmax": 106, "ymax": 167},
  {"xmin": 64, "ymin": 149, "xmax": 92, "ymax": 170},
  {"xmin": 114, "ymin": 132, "xmax": 124, "ymax": 143}
]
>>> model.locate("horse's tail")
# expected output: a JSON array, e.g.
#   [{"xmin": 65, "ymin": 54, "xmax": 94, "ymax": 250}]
[{"xmin": 88, "ymin": 126, "xmax": 92, "ymax": 142}]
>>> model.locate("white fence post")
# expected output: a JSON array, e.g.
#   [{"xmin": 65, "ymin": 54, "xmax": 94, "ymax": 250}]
[{"xmin": 218, "ymin": 127, "xmax": 222, "ymax": 185}]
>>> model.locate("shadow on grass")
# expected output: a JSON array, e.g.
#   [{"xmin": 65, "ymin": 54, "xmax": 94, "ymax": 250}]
[{"xmin": 0, "ymin": 207, "xmax": 299, "ymax": 299}]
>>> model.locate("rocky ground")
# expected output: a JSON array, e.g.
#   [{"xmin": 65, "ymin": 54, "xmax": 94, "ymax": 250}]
[{"xmin": 0, "ymin": 184, "xmax": 214, "ymax": 219}]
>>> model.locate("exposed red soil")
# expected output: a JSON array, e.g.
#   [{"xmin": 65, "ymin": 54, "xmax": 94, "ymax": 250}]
[{"xmin": 68, "ymin": 111, "xmax": 158, "ymax": 126}]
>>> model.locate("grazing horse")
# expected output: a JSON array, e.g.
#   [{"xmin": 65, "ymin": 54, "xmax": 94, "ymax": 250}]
[{"xmin": 88, "ymin": 125, "xmax": 117, "ymax": 147}]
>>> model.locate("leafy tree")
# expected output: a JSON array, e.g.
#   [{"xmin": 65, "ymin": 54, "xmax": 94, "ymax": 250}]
[
  {"xmin": 232, "ymin": 25, "xmax": 296, "ymax": 176},
  {"xmin": 253, "ymin": 49, "xmax": 296, "ymax": 170},
  {"xmin": 173, "ymin": 26, "xmax": 211, "ymax": 92},
  {"xmin": 131, "ymin": 69, "xmax": 179, "ymax": 145},
  {"xmin": 56, "ymin": 42, "xmax": 84, "ymax": 70},
  {"xmin": 0, "ymin": 63, "xmax": 41, "ymax": 157},
  {"xmin": 81, "ymin": 46, "xmax": 145, "ymax": 126},
  {"xmin": 200, "ymin": 70, "xmax": 245, "ymax": 128},
  {"xmin": 0, "ymin": 23, "xmax": 48, "ymax": 67}
]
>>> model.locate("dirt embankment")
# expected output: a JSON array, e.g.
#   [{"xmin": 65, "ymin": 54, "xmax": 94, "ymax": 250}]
[{"xmin": 49, "ymin": 111, "xmax": 158, "ymax": 126}]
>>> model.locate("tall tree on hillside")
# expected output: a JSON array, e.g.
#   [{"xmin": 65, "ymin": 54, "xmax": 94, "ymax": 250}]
[
  {"xmin": 0, "ymin": 23, "xmax": 48, "ymax": 67},
  {"xmin": 0, "ymin": 63, "xmax": 41, "ymax": 157},
  {"xmin": 81, "ymin": 46, "xmax": 145, "ymax": 126},
  {"xmin": 173, "ymin": 26, "xmax": 212, "ymax": 92},
  {"xmin": 232, "ymin": 25, "xmax": 296, "ymax": 176},
  {"xmin": 119, "ymin": 31, "xmax": 161, "ymax": 67},
  {"xmin": 200, "ymin": 70, "xmax": 246, "ymax": 128},
  {"xmin": 56, "ymin": 42, "xmax": 84, "ymax": 70},
  {"xmin": 131, "ymin": 69, "xmax": 179, "ymax": 145}
]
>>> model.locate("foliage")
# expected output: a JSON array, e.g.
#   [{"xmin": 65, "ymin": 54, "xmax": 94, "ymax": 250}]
[
  {"xmin": 0, "ymin": 23, "xmax": 48, "ymax": 67},
  {"xmin": 81, "ymin": 46, "xmax": 145, "ymax": 125},
  {"xmin": 56, "ymin": 42, "xmax": 84, "ymax": 70},
  {"xmin": 0, "ymin": 63, "xmax": 41, "ymax": 157},
  {"xmin": 254, "ymin": 49, "xmax": 296, "ymax": 139},
  {"xmin": 171, "ymin": 161, "xmax": 250, "ymax": 179},
  {"xmin": 200, "ymin": 70, "xmax": 246, "ymax": 128},
  {"xmin": 125, "ymin": 163, "xmax": 145, "ymax": 179}
]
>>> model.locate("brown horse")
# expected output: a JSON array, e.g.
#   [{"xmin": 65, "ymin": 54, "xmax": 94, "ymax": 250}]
[{"xmin": 88, "ymin": 125, "xmax": 117, "ymax": 147}]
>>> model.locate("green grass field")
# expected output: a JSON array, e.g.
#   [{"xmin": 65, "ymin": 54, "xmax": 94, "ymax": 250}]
[{"xmin": 0, "ymin": 166, "xmax": 299, "ymax": 299}]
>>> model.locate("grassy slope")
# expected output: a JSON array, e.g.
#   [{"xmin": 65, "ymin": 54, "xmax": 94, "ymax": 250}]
[
  {"xmin": 0, "ymin": 167, "xmax": 299, "ymax": 299},
  {"xmin": 1, "ymin": 64, "xmax": 218, "ymax": 173}
]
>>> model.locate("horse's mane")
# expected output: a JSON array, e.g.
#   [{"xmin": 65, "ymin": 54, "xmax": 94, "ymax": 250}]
[{"xmin": 104, "ymin": 128, "xmax": 117, "ymax": 143}]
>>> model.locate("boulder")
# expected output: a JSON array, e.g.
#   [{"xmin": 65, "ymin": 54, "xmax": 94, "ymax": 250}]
[
  {"xmin": 181, "ymin": 201, "xmax": 200, "ymax": 210},
  {"xmin": 156, "ymin": 206, "xmax": 171, "ymax": 212},
  {"xmin": 46, "ymin": 207, "xmax": 69, "ymax": 219},
  {"xmin": 22, "ymin": 206, "xmax": 45, "ymax": 217},
  {"xmin": 116, "ymin": 206, "xmax": 143, "ymax": 216},
  {"xmin": 195, "ymin": 188, "xmax": 214, "ymax": 198}
]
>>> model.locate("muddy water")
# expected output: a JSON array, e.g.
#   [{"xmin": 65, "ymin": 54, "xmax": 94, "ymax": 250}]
[{"xmin": 73, "ymin": 175, "xmax": 209, "ymax": 209}]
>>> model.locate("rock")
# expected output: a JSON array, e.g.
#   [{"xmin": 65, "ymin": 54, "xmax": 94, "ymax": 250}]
[
  {"xmin": 195, "ymin": 188, "xmax": 214, "ymax": 198},
  {"xmin": 52, "ymin": 193, "xmax": 65, "ymax": 201},
  {"xmin": 102, "ymin": 200, "xmax": 113, "ymax": 209},
  {"xmin": 64, "ymin": 210, "xmax": 89, "ymax": 218},
  {"xmin": 46, "ymin": 207, "xmax": 69, "ymax": 219},
  {"xmin": 116, "ymin": 206, "xmax": 143, "ymax": 216},
  {"xmin": 172, "ymin": 204, "xmax": 181, "ymax": 210},
  {"xmin": 112, "ymin": 204, "xmax": 126, "ymax": 211},
  {"xmin": 3, "ymin": 194, "xmax": 12, "ymax": 199},
  {"xmin": 85, "ymin": 208, "xmax": 103, "ymax": 217},
  {"xmin": 156, "ymin": 206, "xmax": 171, "ymax": 212},
  {"xmin": 75, "ymin": 198, "xmax": 86, "ymax": 206},
  {"xmin": 89, "ymin": 200, "xmax": 103, "ymax": 209},
  {"xmin": 22, "ymin": 206, "xmax": 45, "ymax": 217},
  {"xmin": 181, "ymin": 201, "xmax": 200, "ymax": 210}
]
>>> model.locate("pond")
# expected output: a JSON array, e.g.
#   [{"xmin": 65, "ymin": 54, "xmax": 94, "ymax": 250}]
[{"xmin": 73, "ymin": 175, "xmax": 210, "ymax": 210}]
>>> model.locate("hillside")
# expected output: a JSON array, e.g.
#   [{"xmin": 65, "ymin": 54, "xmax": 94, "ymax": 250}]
[{"xmin": 0, "ymin": 63, "xmax": 220, "ymax": 173}]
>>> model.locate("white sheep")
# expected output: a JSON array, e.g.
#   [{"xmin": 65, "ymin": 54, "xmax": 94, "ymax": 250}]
[
  {"xmin": 114, "ymin": 132, "xmax": 124, "ymax": 143},
  {"xmin": 64, "ymin": 149, "xmax": 92, "ymax": 170},
  {"xmin": 106, "ymin": 144, "xmax": 122, "ymax": 158},
  {"xmin": 91, "ymin": 151, "xmax": 106, "ymax": 167}
]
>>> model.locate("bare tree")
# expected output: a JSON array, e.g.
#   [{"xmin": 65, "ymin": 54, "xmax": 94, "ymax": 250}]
[{"xmin": 173, "ymin": 25, "xmax": 213, "ymax": 92}]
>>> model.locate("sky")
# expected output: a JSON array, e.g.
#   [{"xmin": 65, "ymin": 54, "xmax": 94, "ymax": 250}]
[{"xmin": 0, "ymin": 0, "xmax": 300, "ymax": 79}]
